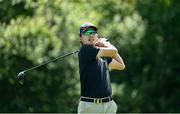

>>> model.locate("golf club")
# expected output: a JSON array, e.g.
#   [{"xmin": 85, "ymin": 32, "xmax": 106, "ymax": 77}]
[{"xmin": 17, "ymin": 50, "xmax": 79, "ymax": 85}]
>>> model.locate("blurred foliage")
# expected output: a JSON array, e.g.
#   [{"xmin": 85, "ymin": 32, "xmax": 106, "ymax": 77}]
[{"xmin": 0, "ymin": 0, "xmax": 179, "ymax": 113}]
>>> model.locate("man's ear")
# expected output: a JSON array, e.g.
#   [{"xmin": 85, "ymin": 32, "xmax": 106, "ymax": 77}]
[
  {"xmin": 79, "ymin": 36, "xmax": 82, "ymax": 41},
  {"xmin": 79, "ymin": 38, "xmax": 83, "ymax": 45},
  {"xmin": 79, "ymin": 36, "xmax": 83, "ymax": 43}
]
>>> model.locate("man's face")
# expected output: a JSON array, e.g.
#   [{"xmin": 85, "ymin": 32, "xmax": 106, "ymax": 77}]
[{"xmin": 80, "ymin": 28, "xmax": 98, "ymax": 45}]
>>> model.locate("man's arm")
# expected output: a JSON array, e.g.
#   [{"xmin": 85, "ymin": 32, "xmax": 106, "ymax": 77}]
[
  {"xmin": 96, "ymin": 38, "xmax": 118, "ymax": 58},
  {"xmin": 96, "ymin": 38, "xmax": 125, "ymax": 70},
  {"xmin": 109, "ymin": 53, "xmax": 125, "ymax": 70}
]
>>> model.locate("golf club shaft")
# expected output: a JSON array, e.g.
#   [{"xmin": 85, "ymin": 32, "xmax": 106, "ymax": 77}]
[{"xmin": 22, "ymin": 50, "xmax": 79, "ymax": 73}]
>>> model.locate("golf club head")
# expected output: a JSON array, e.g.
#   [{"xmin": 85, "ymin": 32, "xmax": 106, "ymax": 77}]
[{"xmin": 17, "ymin": 71, "xmax": 25, "ymax": 85}]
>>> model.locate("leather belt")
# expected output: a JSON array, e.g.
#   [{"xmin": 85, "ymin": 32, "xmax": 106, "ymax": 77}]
[{"xmin": 80, "ymin": 96, "xmax": 112, "ymax": 103}]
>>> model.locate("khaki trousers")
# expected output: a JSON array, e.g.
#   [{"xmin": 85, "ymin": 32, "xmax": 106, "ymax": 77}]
[{"xmin": 78, "ymin": 100, "xmax": 118, "ymax": 114}]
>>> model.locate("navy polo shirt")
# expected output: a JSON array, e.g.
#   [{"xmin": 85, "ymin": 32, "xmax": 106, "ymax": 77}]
[{"xmin": 78, "ymin": 45, "xmax": 112, "ymax": 98}]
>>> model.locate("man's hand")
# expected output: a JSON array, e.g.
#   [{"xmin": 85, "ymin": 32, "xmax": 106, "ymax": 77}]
[
  {"xmin": 96, "ymin": 38, "xmax": 125, "ymax": 70},
  {"xmin": 95, "ymin": 38, "xmax": 111, "ymax": 47},
  {"xmin": 96, "ymin": 38, "xmax": 118, "ymax": 58}
]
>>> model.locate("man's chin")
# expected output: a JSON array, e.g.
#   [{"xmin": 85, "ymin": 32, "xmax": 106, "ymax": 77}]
[
  {"xmin": 84, "ymin": 42, "xmax": 95, "ymax": 45},
  {"xmin": 90, "ymin": 42, "xmax": 96, "ymax": 46}
]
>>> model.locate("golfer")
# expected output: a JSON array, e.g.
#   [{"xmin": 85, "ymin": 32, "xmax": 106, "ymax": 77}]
[{"xmin": 78, "ymin": 22, "xmax": 125, "ymax": 113}]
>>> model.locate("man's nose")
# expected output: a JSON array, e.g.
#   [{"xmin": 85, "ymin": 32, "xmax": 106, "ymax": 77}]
[{"xmin": 89, "ymin": 34, "xmax": 95, "ymax": 38}]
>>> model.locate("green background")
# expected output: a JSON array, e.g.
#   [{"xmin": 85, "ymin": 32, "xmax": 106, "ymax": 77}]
[{"xmin": 0, "ymin": 0, "xmax": 179, "ymax": 113}]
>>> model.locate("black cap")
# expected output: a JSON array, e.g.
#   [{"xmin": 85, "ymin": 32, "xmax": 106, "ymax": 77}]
[{"xmin": 79, "ymin": 23, "xmax": 97, "ymax": 35}]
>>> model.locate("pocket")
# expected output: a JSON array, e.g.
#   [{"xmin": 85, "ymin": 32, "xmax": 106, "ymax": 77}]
[
  {"xmin": 78, "ymin": 101, "xmax": 86, "ymax": 113},
  {"xmin": 112, "ymin": 100, "xmax": 118, "ymax": 112}
]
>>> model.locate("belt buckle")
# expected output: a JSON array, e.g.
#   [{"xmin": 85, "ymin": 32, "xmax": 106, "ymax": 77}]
[
  {"xmin": 94, "ymin": 98, "xmax": 102, "ymax": 103},
  {"xmin": 108, "ymin": 97, "xmax": 111, "ymax": 101}
]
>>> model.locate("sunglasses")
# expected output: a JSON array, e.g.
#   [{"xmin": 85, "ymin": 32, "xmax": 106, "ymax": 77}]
[{"xmin": 82, "ymin": 29, "xmax": 97, "ymax": 36}]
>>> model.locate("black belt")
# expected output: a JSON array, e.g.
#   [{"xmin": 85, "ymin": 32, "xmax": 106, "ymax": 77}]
[{"xmin": 80, "ymin": 96, "xmax": 112, "ymax": 103}]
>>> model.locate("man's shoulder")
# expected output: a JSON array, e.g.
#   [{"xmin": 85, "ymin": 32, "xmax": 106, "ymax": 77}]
[
  {"xmin": 80, "ymin": 45, "xmax": 94, "ymax": 49},
  {"xmin": 80, "ymin": 45, "xmax": 99, "ymax": 53}
]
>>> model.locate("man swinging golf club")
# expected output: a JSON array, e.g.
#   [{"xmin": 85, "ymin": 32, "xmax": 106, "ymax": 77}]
[{"xmin": 78, "ymin": 22, "xmax": 125, "ymax": 113}]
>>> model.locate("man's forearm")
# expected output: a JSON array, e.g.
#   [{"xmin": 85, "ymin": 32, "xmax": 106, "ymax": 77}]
[
  {"xmin": 109, "ymin": 53, "xmax": 125, "ymax": 70},
  {"xmin": 105, "ymin": 43, "xmax": 117, "ymax": 51},
  {"xmin": 96, "ymin": 39, "xmax": 118, "ymax": 57},
  {"xmin": 113, "ymin": 53, "xmax": 125, "ymax": 65},
  {"xmin": 97, "ymin": 46, "xmax": 117, "ymax": 57}
]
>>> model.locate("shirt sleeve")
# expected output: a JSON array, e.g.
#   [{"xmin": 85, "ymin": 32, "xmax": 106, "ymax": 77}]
[
  {"xmin": 80, "ymin": 45, "xmax": 100, "ymax": 61},
  {"xmin": 103, "ymin": 57, "xmax": 112, "ymax": 65}
]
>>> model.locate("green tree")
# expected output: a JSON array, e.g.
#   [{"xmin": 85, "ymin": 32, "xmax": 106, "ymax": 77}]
[{"xmin": 0, "ymin": 0, "xmax": 179, "ymax": 113}]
